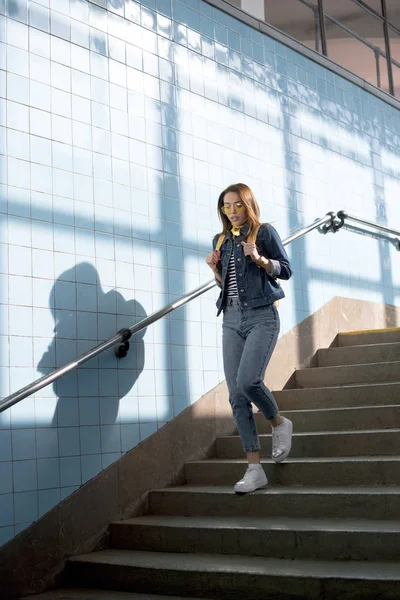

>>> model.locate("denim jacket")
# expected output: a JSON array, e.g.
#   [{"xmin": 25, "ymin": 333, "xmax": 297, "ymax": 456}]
[{"xmin": 212, "ymin": 223, "xmax": 292, "ymax": 315}]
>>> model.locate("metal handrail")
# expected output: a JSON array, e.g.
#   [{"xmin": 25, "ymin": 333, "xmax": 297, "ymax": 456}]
[
  {"xmin": 0, "ymin": 209, "xmax": 397, "ymax": 413},
  {"xmin": 337, "ymin": 210, "xmax": 400, "ymax": 242}
]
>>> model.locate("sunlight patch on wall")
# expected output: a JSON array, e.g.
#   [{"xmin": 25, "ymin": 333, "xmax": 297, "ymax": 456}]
[{"xmin": 297, "ymin": 107, "xmax": 370, "ymax": 161}]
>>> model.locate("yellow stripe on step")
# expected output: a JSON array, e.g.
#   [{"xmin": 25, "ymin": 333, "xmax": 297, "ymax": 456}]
[{"xmin": 340, "ymin": 327, "xmax": 400, "ymax": 335}]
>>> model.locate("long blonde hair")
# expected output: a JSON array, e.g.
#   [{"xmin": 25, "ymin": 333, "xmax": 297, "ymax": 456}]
[{"xmin": 218, "ymin": 183, "xmax": 261, "ymax": 238}]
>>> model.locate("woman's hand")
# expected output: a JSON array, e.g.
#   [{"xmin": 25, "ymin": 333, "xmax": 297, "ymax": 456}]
[
  {"xmin": 206, "ymin": 250, "xmax": 221, "ymax": 272},
  {"xmin": 241, "ymin": 241, "xmax": 260, "ymax": 262}
]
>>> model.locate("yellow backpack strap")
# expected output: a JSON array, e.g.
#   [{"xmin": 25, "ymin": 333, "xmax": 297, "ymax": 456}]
[
  {"xmin": 215, "ymin": 233, "xmax": 226, "ymax": 251},
  {"xmin": 247, "ymin": 224, "xmax": 261, "ymax": 244}
]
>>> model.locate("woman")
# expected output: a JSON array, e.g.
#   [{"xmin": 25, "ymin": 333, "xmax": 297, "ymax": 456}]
[{"xmin": 206, "ymin": 183, "xmax": 293, "ymax": 494}]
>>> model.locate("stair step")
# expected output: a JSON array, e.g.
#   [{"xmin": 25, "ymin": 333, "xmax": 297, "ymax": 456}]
[
  {"xmin": 318, "ymin": 342, "xmax": 400, "ymax": 367},
  {"xmin": 110, "ymin": 515, "xmax": 400, "ymax": 561},
  {"xmin": 274, "ymin": 382, "xmax": 400, "ymax": 410},
  {"xmin": 217, "ymin": 429, "xmax": 400, "ymax": 458},
  {"xmin": 22, "ymin": 591, "xmax": 207, "ymax": 600},
  {"xmin": 338, "ymin": 328, "xmax": 400, "ymax": 347},
  {"xmin": 184, "ymin": 457, "xmax": 400, "ymax": 487},
  {"xmin": 66, "ymin": 549, "xmax": 400, "ymax": 600},
  {"xmin": 270, "ymin": 405, "xmax": 400, "ymax": 433},
  {"xmin": 149, "ymin": 485, "xmax": 400, "ymax": 520},
  {"xmin": 295, "ymin": 361, "xmax": 400, "ymax": 388}
]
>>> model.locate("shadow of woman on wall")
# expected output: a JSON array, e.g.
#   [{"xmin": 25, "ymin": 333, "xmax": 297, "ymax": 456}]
[{"xmin": 37, "ymin": 262, "xmax": 147, "ymax": 468}]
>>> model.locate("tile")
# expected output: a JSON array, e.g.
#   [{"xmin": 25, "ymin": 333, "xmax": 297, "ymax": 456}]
[
  {"xmin": 58, "ymin": 426, "xmax": 79, "ymax": 456},
  {"xmin": 13, "ymin": 490, "xmax": 39, "ymax": 526},
  {"xmin": 51, "ymin": 36, "xmax": 71, "ymax": 67},
  {"xmin": 36, "ymin": 427, "xmax": 58, "ymax": 458},
  {"xmin": 34, "ymin": 397, "xmax": 58, "ymax": 428},
  {"xmin": 100, "ymin": 423, "xmax": 121, "ymax": 453},
  {"xmin": 80, "ymin": 453, "xmax": 102, "ymax": 483},
  {"xmin": 38, "ymin": 487, "xmax": 61, "ymax": 517},
  {"xmin": 31, "ymin": 163, "xmax": 52, "ymax": 194},
  {"xmin": 0, "ymin": 493, "xmax": 14, "ymax": 527},
  {"xmin": 72, "ymin": 69, "xmax": 91, "ymax": 99},
  {"xmin": 76, "ymin": 282, "xmax": 97, "ymax": 312},
  {"xmin": 76, "ymin": 310, "xmax": 98, "ymax": 340},
  {"xmin": 32, "ymin": 249, "xmax": 54, "ymax": 279},
  {"xmin": 59, "ymin": 456, "xmax": 81, "ymax": 486},
  {"xmin": 0, "ymin": 461, "xmax": 12, "ymax": 495},
  {"xmin": 54, "ymin": 280, "xmax": 76, "ymax": 310},
  {"xmin": 126, "ymin": 43, "xmax": 142, "ymax": 70},
  {"xmin": 72, "ymin": 95, "xmax": 91, "ymax": 124},
  {"xmin": 13, "ymin": 459, "xmax": 37, "ymax": 492},
  {"xmin": 89, "ymin": 2, "xmax": 107, "ymax": 29},
  {"xmin": 51, "ymin": 62, "xmax": 71, "ymax": 92},
  {"xmin": 7, "ymin": 157, "xmax": 30, "ymax": 189},
  {"xmin": 9, "ymin": 305, "xmax": 33, "ymax": 337},
  {"xmin": 28, "ymin": 2, "xmax": 50, "ymax": 31},
  {"xmin": 7, "ymin": 99, "xmax": 29, "ymax": 133},
  {"xmin": 71, "ymin": 45, "xmax": 90, "ymax": 73},
  {"xmin": 53, "ymin": 224, "xmax": 75, "ymax": 252},
  {"xmin": 37, "ymin": 457, "xmax": 60, "ymax": 489},
  {"xmin": 109, "ymin": 82, "xmax": 128, "ymax": 112},
  {"xmin": 79, "ymin": 425, "xmax": 101, "ymax": 455},
  {"xmin": 92, "ymin": 127, "xmax": 111, "ymax": 155},
  {"xmin": 55, "ymin": 338, "xmax": 77, "ymax": 366},
  {"xmin": 7, "ymin": 129, "xmax": 29, "ymax": 161},
  {"xmin": 99, "ymin": 396, "xmax": 119, "ymax": 425},
  {"xmin": 52, "ymin": 114, "xmax": 73, "ymax": 145},
  {"xmin": 70, "ymin": 0, "xmax": 89, "ymax": 22},
  {"xmin": 120, "ymin": 422, "xmax": 139, "ymax": 451},
  {"xmin": 30, "ymin": 107, "xmax": 51, "ymax": 138},
  {"xmin": 8, "ymin": 244, "xmax": 31, "ymax": 276},
  {"xmin": 51, "ymin": 88, "xmax": 71, "ymax": 118},
  {"xmin": 53, "ymin": 169, "xmax": 74, "ymax": 200},
  {"xmin": 29, "ymin": 22, "xmax": 50, "ymax": 56},
  {"xmin": 57, "ymin": 398, "xmax": 79, "ymax": 427},
  {"xmin": 0, "ymin": 525, "xmax": 14, "ymax": 547},
  {"xmin": 74, "ymin": 173, "xmax": 94, "ymax": 203},
  {"xmin": 89, "ymin": 18, "xmax": 106, "ymax": 50},
  {"xmin": 31, "ymin": 136, "xmax": 52, "ymax": 166},
  {"xmin": 109, "ymin": 59, "xmax": 127, "ymax": 87},
  {"xmin": 7, "ymin": 45, "xmax": 29, "ymax": 77},
  {"xmin": 92, "ymin": 101, "xmax": 110, "ymax": 130},
  {"xmin": 139, "ymin": 421, "xmax": 157, "ymax": 441},
  {"xmin": 79, "ymin": 396, "xmax": 100, "ymax": 426},
  {"xmin": 0, "ymin": 428, "xmax": 11, "ymax": 462}
]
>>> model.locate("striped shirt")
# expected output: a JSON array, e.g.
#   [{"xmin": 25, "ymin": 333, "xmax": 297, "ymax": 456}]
[{"xmin": 225, "ymin": 248, "xmax": 238, "ymax": 297}]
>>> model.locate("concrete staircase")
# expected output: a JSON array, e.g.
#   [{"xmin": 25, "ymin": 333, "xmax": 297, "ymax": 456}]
[{"xmin": 26, "ymin": 329, "xmax": 400, "ymax": 600}]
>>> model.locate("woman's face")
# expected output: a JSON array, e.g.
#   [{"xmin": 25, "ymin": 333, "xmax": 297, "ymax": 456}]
[{"xmin": 222, "ymin": 191, "xmax": 248, "ymax": 227}]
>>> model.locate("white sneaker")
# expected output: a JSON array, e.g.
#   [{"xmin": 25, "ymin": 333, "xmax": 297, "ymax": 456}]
[
  {"xmin": 272, "ymin": 417, "xmax": 293, "ymax": 463},
  {"xmin": 233, "ymin": 465, "xmax": 268, "ymax": 493}
]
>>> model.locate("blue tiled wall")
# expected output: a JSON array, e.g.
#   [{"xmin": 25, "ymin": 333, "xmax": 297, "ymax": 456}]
[{"xmin": 1, "ymin": 0, "xmax": 400, "ymax": 546}]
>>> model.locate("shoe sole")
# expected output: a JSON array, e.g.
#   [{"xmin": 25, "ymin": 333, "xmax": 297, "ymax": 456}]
[
  {"xmin": 272, "ymin": 419, "xmax": 293, "ymax": 464},
  {"xmin": 234, "ymin": 481, "xmax": 268, "ymax": 494}
]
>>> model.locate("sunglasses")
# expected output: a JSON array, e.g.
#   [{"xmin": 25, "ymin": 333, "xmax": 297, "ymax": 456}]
[{"xmin": 221, "ymin": 202, "xmax": 245, "ymax": 215}]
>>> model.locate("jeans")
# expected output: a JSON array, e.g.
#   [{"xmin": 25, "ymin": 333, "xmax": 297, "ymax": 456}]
[{"xmin": 222, "ymin": 298, "xmax": 280, "ymax": 452}]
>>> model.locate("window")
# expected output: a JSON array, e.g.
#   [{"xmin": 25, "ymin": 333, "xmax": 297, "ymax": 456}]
[
  {"xmin": 323, "ymin": 1, "xmax": 388, "ymax": 92},
  {"xmin": 264, "ymin": 0, "xmax": 321, "ymax": 53}
]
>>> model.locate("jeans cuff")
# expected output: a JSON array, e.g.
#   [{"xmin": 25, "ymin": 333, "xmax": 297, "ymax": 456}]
[
  {"xmin": 243, "ymin": 447, "xmax": 260, "ymax": 452},
  {"xmin": 265, "ymin": 411, "xmax": 279, "ymax": 420}
]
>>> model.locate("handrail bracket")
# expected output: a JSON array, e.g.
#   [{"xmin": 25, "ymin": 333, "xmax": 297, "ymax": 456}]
[{"xmin": 115, "ymin": 328, "xmax": 132, "ymax": 359}]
